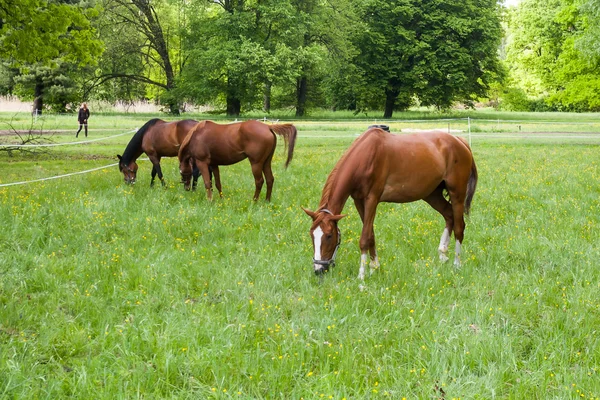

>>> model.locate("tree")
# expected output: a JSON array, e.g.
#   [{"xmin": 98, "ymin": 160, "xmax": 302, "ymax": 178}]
[
  {"xmin": 0, "ymin": 0, "xmax": 103, "ymax": 114},
  {"xmin": 505, "ymin": 0, "xmax": 600, "ymax": 110},
  {"xmin": 86, "ymin": 0, "xmax": 183, "ymax": 114},
  {"xmin": 14, "ymin": 62, "xmax": 82, "ymax": 113},
  {"xmin": 181, "ymin": 0, "xmax": 299, "ymax": 116},
  {"xmin": 0, "ymin": 0, "xmax": 101, "ymax": 66},
  {"xmin": 576, "ymin": 0, "xmax": 600, "ymax": 60},
  {"xmin": 351, "ymin": 0, "xmax": 503, "ymax": 118}
]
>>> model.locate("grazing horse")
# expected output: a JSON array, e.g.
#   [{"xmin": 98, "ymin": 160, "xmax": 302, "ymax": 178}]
[
  {"xmin": 178, "ymin": 120, "xmax": 297, "ymax": 201},
  {"xmin": 117, "ymin": 118, "xmax": 199, "ymax": 186},
  {"xmin": 303, "ymin": 128, "xmax": 478, "ymax": 280}
]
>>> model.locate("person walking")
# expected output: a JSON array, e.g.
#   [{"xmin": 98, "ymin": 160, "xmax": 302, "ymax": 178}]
[{"xmin": 76, "ymin": 103, "xmax": 90, "ymax": 138}]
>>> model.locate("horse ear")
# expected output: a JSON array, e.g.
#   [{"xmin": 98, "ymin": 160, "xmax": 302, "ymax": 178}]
[
  {"xmin": 117, "ymin": 154, "xmax": 122, "ymax": 161},
  {"xmin": 301, "ymin": 207, "xmax": 317, "ymax": 220},
  {"xmin": 331, "ymin": 214, "xmax": 347, "ymax": 222}
]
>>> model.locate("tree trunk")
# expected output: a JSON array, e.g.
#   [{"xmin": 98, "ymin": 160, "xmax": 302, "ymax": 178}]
[
  {"xmin": 32, "ymin": 79, "xmax": 43, "ymax": 116},
  {"xmin": 295, "ymin": 75, "xmax": 308, "ymax": 117},
  {"xmin": 226, "ymin": 96, "xmax": 241, "ymax": 116},
  {"xmin": 263, "ymin": 82, "xmax": 271, "ymax": 113},
  {"xmin": 132, "ymin": 0, "xmax": 179, "ymax": 115},
  {"xmin": 383, "ymin": 88, "xmax": 398, "ymax": 119}
]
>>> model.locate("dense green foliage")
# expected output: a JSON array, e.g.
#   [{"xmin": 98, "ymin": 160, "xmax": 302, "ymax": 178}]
[
  {"xmin": 1, "ymin": 114, "xmax": 600, "ymax": 397},
  {"xmin": 503, "ymin": 0, "xmax": 600, "ymax": 111},
  {"xmin": 1, "ymin": 0, "xmax": 503, "ymax": 117},
  {"xmin": 3, "ymin": 0, "xmax": 600, "ymax": 115}
]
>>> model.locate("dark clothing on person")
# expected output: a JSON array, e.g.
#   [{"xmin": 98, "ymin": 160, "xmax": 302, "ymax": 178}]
[
  {"xmin": 76, "ymin": 106, "xmax": 90, "ymax": 138},
  {"xmin": 78, "ymin": 107, "xmax": 90, "ymax": 123}
]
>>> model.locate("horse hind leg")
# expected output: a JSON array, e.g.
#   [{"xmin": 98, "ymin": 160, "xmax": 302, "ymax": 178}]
[
  {"xmin": 450, "ymin": 199, "xmax": 466, "ymax": 267},
  {"xmin": 250, "ymin": 162, "xmax": 265, "ymax": 201},
  {"xmin": 263, "ymin": 156, "xmax": 275, "ymax": 202},
  {"xmin": 424, "ymin": 186, "xmax": 454, "ymax": 263},
  {"xmin": 446, "ymin": 186, "xmax": 467, "ymax": 267}
]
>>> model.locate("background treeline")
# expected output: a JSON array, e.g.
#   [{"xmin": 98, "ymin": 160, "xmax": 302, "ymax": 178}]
[{"xmin": 1, "ymin": 0, "xmax": 600, "ymax": 117}]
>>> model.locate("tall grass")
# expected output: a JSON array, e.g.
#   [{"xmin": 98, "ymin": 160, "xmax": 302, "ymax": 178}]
[{"xmin": 1, "ymin": 116, "xmax": 599, "ymax": 398}]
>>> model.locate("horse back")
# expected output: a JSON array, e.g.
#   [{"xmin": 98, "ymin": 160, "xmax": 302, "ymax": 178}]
[
  {"xmin": 347, "ymin": 130, "xmax": 473, "ymax": 203},
  {"xmin": 143, "ymin": 119, "xmax": 197, "ymax": 157}
]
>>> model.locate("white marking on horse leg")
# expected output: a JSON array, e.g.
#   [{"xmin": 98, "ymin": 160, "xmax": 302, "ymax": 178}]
[
  {"xmin": 438, "ymin": 228, "xmax": 450, "ymax": 262},
  {"xmin": 358, "ymin": 253, "xmax": 368, "ymax": 280},
  {"xmin": 313, "ymin": 227, "xmax": 324, "ymax": 273},
  {"xmin": 454, "ymin": 239, "xmax": 462, "ymax": 267},
  {"xmin": 369, "ymin": 255, "xmax": 380, "ymax": 276}
]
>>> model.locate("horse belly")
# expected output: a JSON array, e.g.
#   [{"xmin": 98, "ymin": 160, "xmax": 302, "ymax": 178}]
[
  {"xmin": 143, "ymin": 137, "xmax": 179, "ymax": 157},
  {"xmin": 379, "ymin": 167, "xmax": 444, "ymax": 203}
]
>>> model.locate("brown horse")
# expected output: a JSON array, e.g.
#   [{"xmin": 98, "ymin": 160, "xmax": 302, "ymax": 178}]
[
  {"xmin": 117, "ymin": 118, "xmax": 199, "ymax": 186},
  {"xmin": 178, "ymin": 120, "xmax": 297, "ymax": 201},
  {"xmin": 303, "ymin": 128, "xmax": 478, "ymax": 280}
]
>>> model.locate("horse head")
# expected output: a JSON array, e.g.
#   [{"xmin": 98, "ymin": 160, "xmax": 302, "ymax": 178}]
[
  {"xmin": 302, "ymin": 207, "xmax": 346, "ymax": 276},
  {"xmin": 117, "ymin": 155, "xmax": 138, "ymax": 184},
  {"xmin": 179, "ymin": 156, "xmax": 194, "ymax": 191}
]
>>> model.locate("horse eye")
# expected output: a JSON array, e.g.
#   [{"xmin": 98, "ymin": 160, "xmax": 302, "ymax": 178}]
[{"xmin": 326, "ymin": 234, "xmax": 333, "ymax": 240}]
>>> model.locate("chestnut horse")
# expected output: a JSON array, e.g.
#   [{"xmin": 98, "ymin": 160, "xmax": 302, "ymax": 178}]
[
  {"xmin": 303, "ymin": 128, "xmax": 478, "ymax": 280},
  {"xmin": 117, "ymin": 118, "xmax": 199, "ymax": 186},
  {"xmin": 178, "ymin": 120, "xmax": 297, "ymax": 201}
]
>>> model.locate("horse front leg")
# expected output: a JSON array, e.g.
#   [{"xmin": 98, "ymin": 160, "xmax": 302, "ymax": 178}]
[
  {"xmin": 357, "ymin": 198, "xmax": 379, "ymax": 280},
  {"xmin": 212, "ymin": 166, "xmax": 223, "ymax": 198},
  {"xmin": 354, "ymin": 198, "xmax": 379, "ymax": 278},
  {"xmin": 197, "ymin": 162, "xmax": 213, "ymax": 201},
  {"xmin": 191, "ymin": 163, "xmax": 200, "ymax": 191},
  {"xmin": 150, "ymin": 165, "xmax": 157, "ymax": 186},
  {"xmin": 149, "ymin": 155, "xmax": 165, "ymax": 187}
]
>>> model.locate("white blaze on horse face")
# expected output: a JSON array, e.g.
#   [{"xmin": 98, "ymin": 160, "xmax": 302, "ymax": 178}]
[{"xmin": 313, "ymin": 226, "xmax": 324, "ymax": 271}]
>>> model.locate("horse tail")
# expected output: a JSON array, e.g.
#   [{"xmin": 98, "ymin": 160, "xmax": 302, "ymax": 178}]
[
  {"xmin": 269, "ymin": 124, "xmax": 297, "ymax": 168},
  {"xmin": 464, "ymin": 146, "xmax": 478, "ymax": 216}
]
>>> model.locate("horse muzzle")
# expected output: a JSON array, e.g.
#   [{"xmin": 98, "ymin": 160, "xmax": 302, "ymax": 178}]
[{"xmin": 313, "ymin": 259, "xmax": 334, "ymax": 275}]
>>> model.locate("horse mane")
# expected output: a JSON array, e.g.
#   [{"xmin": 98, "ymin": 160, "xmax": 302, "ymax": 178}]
[
  {"xmin": 121, "ymin": 118, "xmax": 162, "ymax": 164},
  {"xmin": 178, "ymin": 120, "xmax": 206, "ymax": 161},
  {"xmin": 318, "ymin": 129, "xmax": 377, "ymax": 209}
]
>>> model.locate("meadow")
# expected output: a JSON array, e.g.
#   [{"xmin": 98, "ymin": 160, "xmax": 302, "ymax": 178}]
[{"xmin": 1, "ymin": 112, "xmax": 600, "ymax": 399}]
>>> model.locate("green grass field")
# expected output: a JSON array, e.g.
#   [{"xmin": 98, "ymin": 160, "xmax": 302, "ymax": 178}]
[{"xmin": 1, "ymin": 112, "xmax": 600, "ymax": 398}]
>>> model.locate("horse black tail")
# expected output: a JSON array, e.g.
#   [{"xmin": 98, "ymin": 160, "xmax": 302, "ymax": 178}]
[
  {"xmin": 464, "ymin": 154, "xmax": 478, "ymax": 216},
  {"xmin": 119, "ymin": 118, "xmax": 163, "ymax": 164},
  {"xmin": 269, "ymin": 124, "xmax": 297, "ymax": 168}
]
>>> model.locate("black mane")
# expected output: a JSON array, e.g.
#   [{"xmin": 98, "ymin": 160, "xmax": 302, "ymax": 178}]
[{"xmin": 120, "ymin": 118, "xmax": 162, "ymax": 164}]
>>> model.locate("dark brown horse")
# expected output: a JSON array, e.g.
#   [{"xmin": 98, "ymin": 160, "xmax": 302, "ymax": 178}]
[
  {"xmin": 303, "ymin": 128, "xmax": 478, "ymax": 280},
  {"xmin": 117, "ymin": 118, "xmax": 199, "ymax": 186},
  {"xmin": 178, "ymin": 120, "xmax": 297, "ymax": 201}
]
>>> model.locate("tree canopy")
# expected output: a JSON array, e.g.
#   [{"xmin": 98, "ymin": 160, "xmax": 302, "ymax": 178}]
[{"xmin": 3, "ymin": 0, "xmax": 600, "ymax": 115}]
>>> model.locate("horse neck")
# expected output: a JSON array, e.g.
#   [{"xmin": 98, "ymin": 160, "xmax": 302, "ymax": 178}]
[
  {"xmin": 121, "ymin": 145, "xmax": 144, "ymax": 165},
  {"xmin": 318, "ymin": 168, "xmax": 351, "ymax": 215}
]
